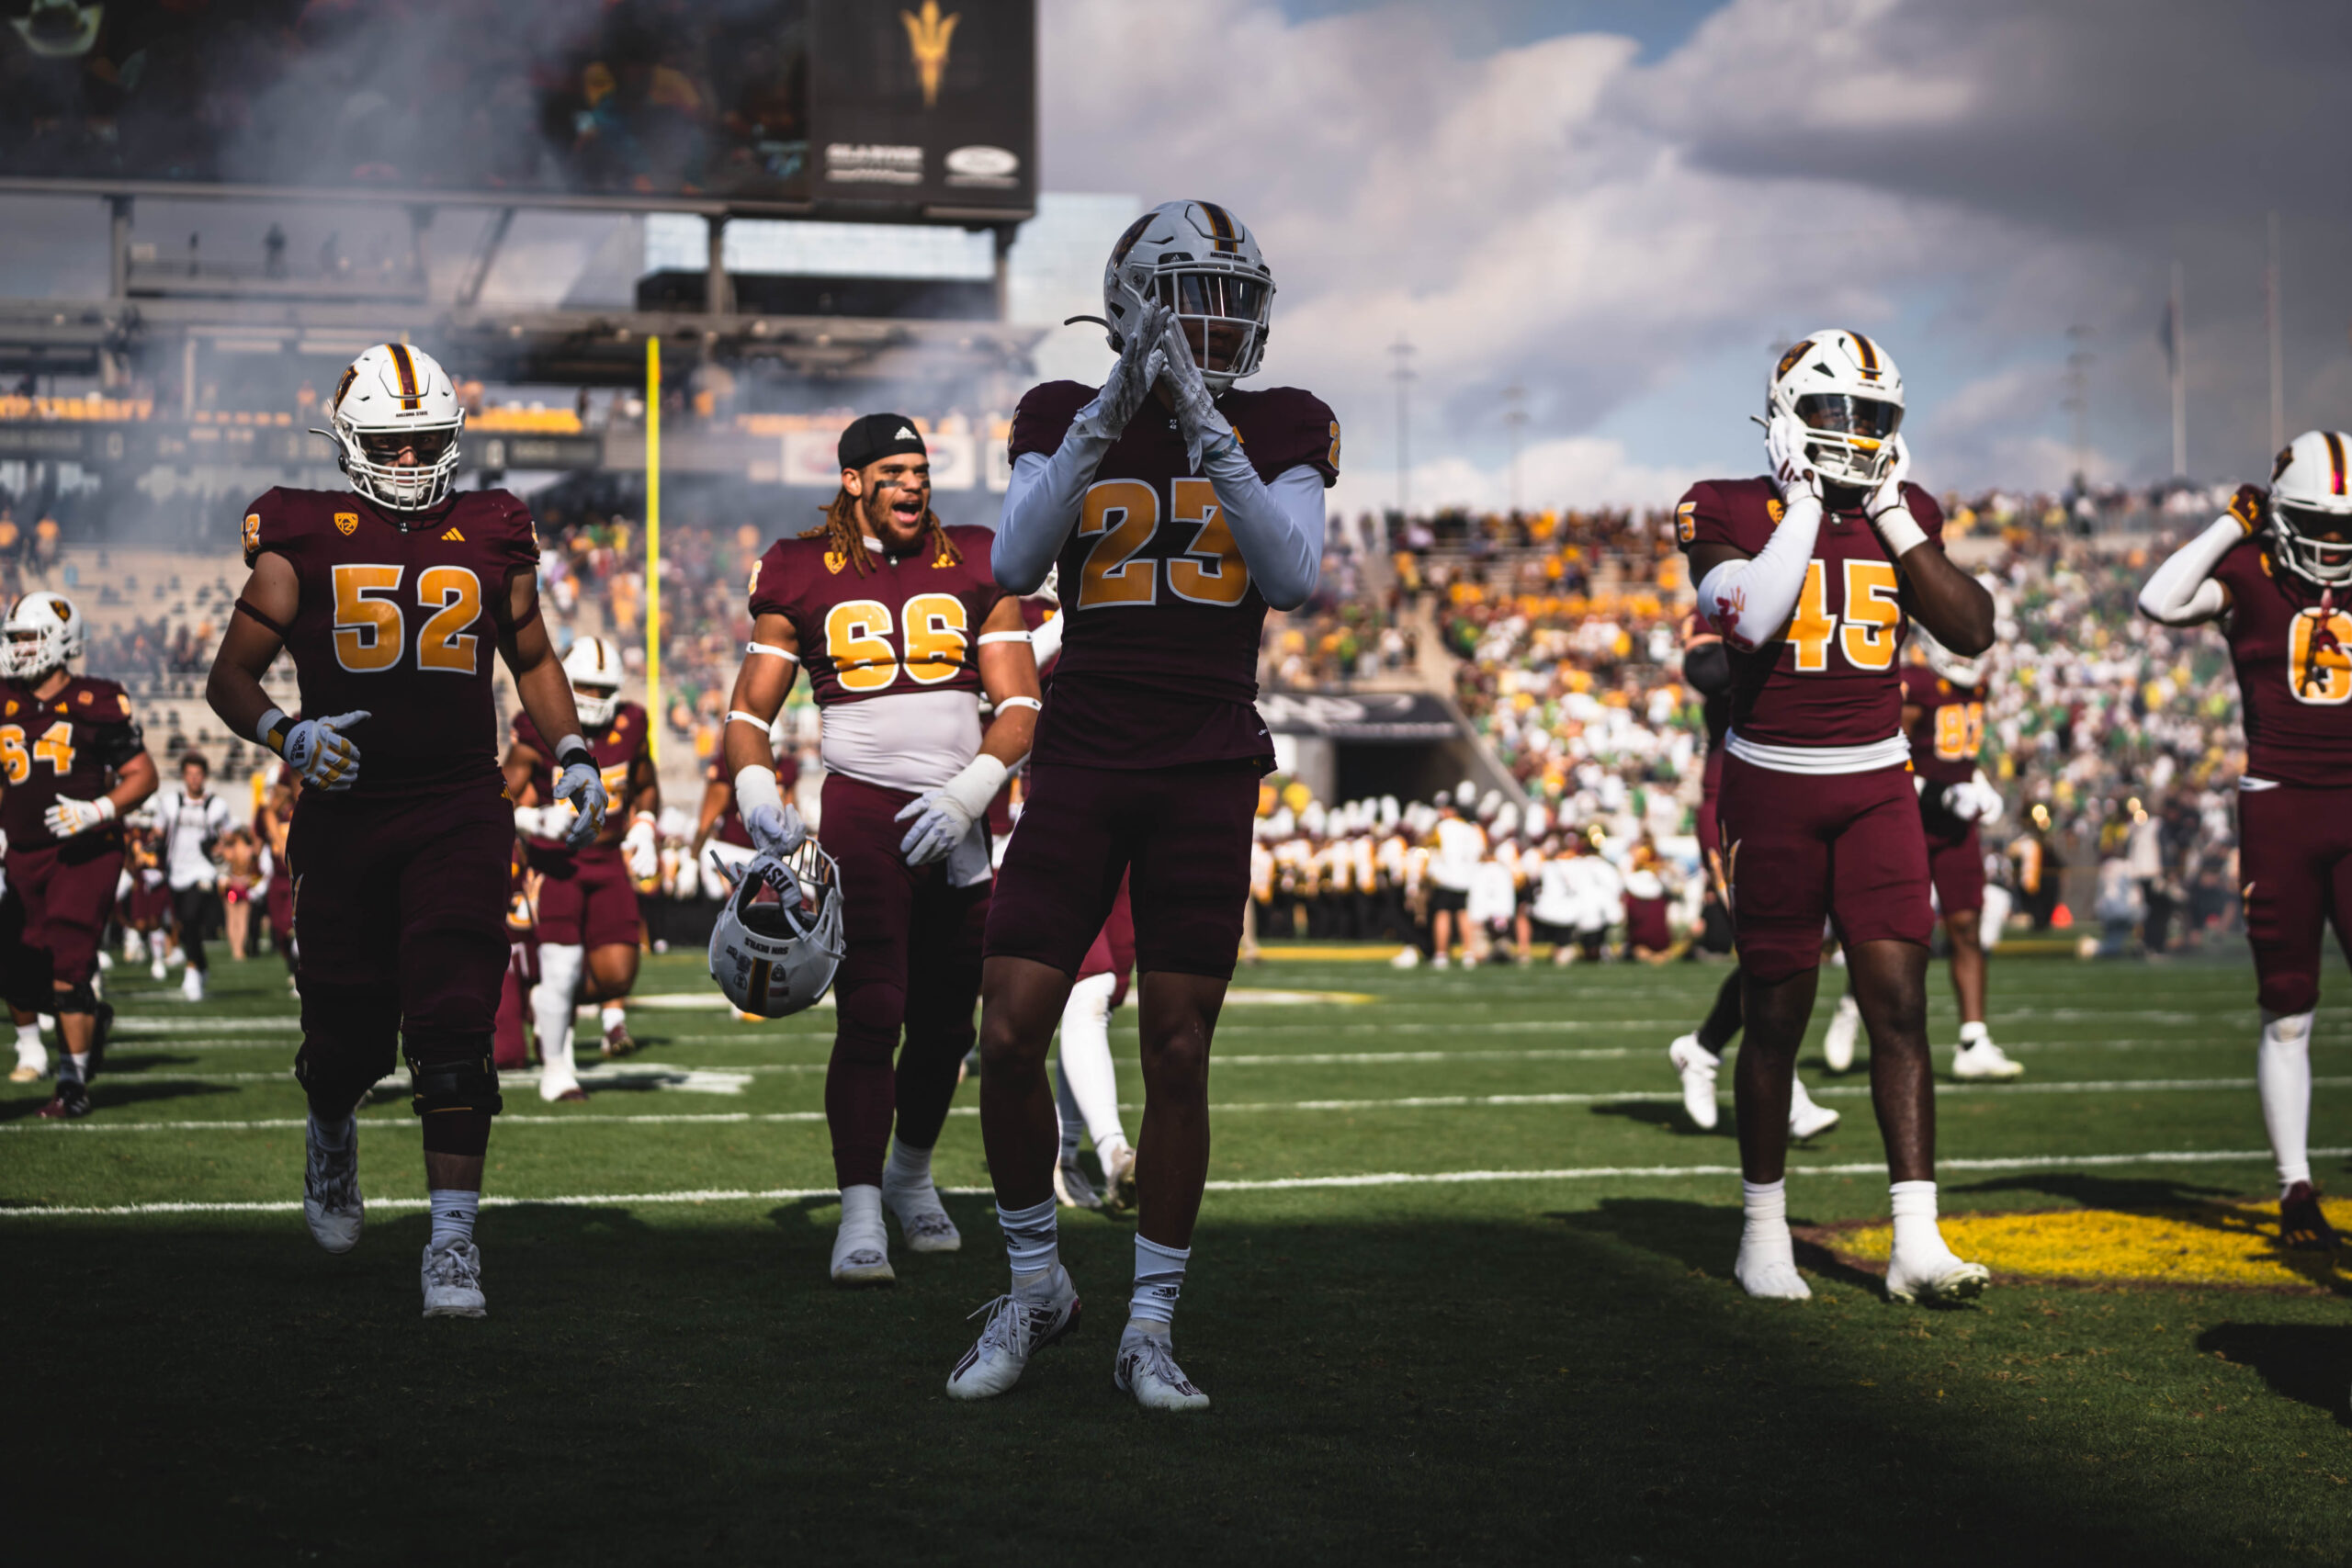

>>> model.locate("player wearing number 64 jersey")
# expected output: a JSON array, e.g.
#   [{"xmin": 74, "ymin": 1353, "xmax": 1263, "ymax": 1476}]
[
  {"xmin": 1679, "ymin": 329, "xmax": 1996, "ymax": 1308},
  {"xmin": 206, "ymin": 343, "xmax": 606, "ymax": 1319},
  {"xmin": 2138, "ymin": 431, "xmax": 2352, "ymax": 1256}
]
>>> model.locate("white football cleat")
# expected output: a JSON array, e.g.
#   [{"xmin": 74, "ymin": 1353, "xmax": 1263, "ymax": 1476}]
[
  {"xmin": 11, "ymin": 1037, "xmax": 47, "ymax": 1084},
  {"xmin": 831, "ymin": 1223, "xmax": 897, "ymax": 1287},
  {"xmin": 1388, "ymin": 944, "xmax": 1421, "ymax": 969},
  {"xmin": 148, "ymin": 955, "xmax": 167, "ymax": 980},
  {"xmin": 945, "ymin": 1267, "xmax": 1082, "ymax": 1401},
  {"xmin": 1788, "ymin": 1077, "xmax": 1840, "ymax": 1141},
  {"xmin": 180, "ymin": 967, "xmax": 206, "ymax": 1003},
  {"xmin": 1115, "ymin": 1325, "xmax": 1211, "ymax": 1411},
  {"xmin": 882, "ymin": 1179, "xmax": 962, "ymax": 1254},
  {"xmin": 1821, "ymin": 992, "xmax": 1860, "ymax": 1072},
  {"xmin": 1667, "ymin": 1033, "xmax": 1720, "ymax": 1131},
  {"xmin": 1951, "ymin": 1038, "xmax": 2024, "ymax": 1081},
  {"xmin": 421, "ymin": 1238, "xmax": 487, "ymax": 1318},
  {"xmin": 1885, "ymin": 1247, "xmax": 1992, "ymax": 1305},
  {"xmin": 1735, "ymin": 1229, "xmax": 1813, "ymax": 1300},
  {"xmin": 1430, "ymin": 953, "xmax": 1450, "ymax": 970},
  {"xmin": 302, "ymin": 1114, "xmax": 363, "ymax": 1254}
]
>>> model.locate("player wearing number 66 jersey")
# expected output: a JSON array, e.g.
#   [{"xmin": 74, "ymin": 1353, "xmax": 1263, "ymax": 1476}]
[
  {"xmin": 2138, "ymin": 432, "xmax": 2352, "ymax": 1256},
  {"xmin": 206, "ymin": 343, "xmax": 605, "ymax": 1320},
  {"xmin": 722, "ymin": 412, "xmax": 1042, "ymax": 1288},
  {"xmin": 1680, "ymin": 329, "xmax": 1996, "ymax": 1308}
]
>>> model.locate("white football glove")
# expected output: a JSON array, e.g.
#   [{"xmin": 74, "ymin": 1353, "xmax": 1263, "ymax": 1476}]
[
  {"xmin": 1765, "ymin": 412, "xmax": 1823, "ymax": 505},
  {"xmin": 1864, "ymin": 433, "xmax": 1912, "ymax": 520},
  {"xmin": 552, "ymin": 752, "xmax": 608, "ymax": 850},
  {"xmin": 894, "ymin": 754, "xmax": 1010, "ymax": 868},
  {"xmin": 1159, "ymin": 312, "xmax": 1235, "ymax": 475},
  {"xmin": 1864, "ymin": 434, "xmax": 1929, "ymax": 556},
  {"xmin": 1966, "ymin": 768, "xmax": 2006, "ymax": 826},
  {"xmin": 1077, "ymin": 300, "xmax": 1170, "ymax": 444},
  {"xmin": 278, "ymin": 709, "xmax": 369, "ymax": 792},
  {"xmin": 1939, "ymin": 775, "xmax": 2004, "ymax": 826},
  {"xmin": 622, "ymin": 812, "xmax": 660, "ymax": 881},
  {"xmin": 43, "ymin": 794, "xmax": 115, "ymax": 839}
]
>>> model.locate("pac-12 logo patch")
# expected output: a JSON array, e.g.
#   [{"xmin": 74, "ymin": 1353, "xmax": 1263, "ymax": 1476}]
[{"xmin": 335, "ymin": 512, "xmax": 358, "ymax": 536}]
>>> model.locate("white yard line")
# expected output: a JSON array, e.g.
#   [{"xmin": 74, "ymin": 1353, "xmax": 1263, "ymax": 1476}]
[{"xmin": 7, "ymin": 1145, "xmax": 2345, "ymax": 1217}]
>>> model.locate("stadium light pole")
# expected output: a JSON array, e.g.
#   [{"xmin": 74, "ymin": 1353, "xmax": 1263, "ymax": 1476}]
[
  {"xmin": 2064, "ymin": 326, "xmax": 2092, "ymax": 488},
  {"xmin": 1389, "ymin": 335, "xmax": 1415, "ymax": 517},
  {"xmin": 2267, "ymin": 212, "xmax": 2284, "ymax": 455},
  {"xmin": 2169, "ymin": 261, "xmax": 2188, "ymax": 479},
  {"xmin": 646, "ymin": 334, "xmax": 662, "ymax": 762},
  {"xmin": 1503, "ymin": 384, "xmax": 1527, "ymax": 515}
]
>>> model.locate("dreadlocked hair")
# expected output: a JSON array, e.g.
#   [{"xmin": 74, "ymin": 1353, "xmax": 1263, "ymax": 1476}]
[{"xmin": 800, "ymin": 488, "xmax": 964, "ymax": 577}]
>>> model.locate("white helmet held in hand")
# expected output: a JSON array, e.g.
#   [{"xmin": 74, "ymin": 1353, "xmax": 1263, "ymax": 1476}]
[
  {"xmin": 315, "ymin": 343, "xmax": 466, "ymax": 514},
  {"xmin": 1767, "ymin": 330, "xmax": 1905, "ymax": 491},
  {"xmin": 562, "ymin": 635, "xmax": 625, "ymax": 728},
  {"xmin": 2267, "ymin": 429, "xmax": 2352, "ymax": 588},
  {"xmin": 1101, "ymin": 199, "xmax": 1274, "ymax": 393},
  {"xmin": 1912, "ymin": 624, "xmax": 1987, "ymax": 689},
  {"xmin": 708, "ymin": 840, "xmax": 846, "ymax": 1019},
  {"xmin": 1, "ymin": 591, "xmax": 84, "ymax": 680}
]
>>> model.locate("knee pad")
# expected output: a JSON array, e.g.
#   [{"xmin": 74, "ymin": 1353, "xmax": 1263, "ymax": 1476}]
[
  {"xmin": 403, "ymin": 1028, "xmax": 503, "ymax": 1119},
  {"xmin": 296, "ymin": 985, "xmax": 400, "ymax": 1113},
  {"xmin": 2261, "ymin": 1009, "xmax": 2313, "ymax": 1052},
  {"xmin": 51, "ymin": 979, "xmax": 100, "ymax": 1015}
]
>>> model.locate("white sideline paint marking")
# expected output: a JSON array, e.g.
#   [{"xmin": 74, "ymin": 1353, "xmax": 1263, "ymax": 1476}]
[
  {"xmin": 17, "ymin": 1077, "xmax": 2350, "ymax": 1134},
  {"xmin": 7, "ymin": 1146, "xmax": 2347, "ymax": 1218}
]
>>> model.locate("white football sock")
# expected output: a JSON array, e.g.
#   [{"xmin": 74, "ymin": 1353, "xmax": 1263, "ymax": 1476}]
[
  {"xmin": 14, "ymin": 1021, "xmax": 43, "ymax": 1067},
  {"xmin": 838, "ymin": 1182, "xmax": 887, "ymax": 1248},
  {"xmin": 533, "ymin": 944, "xmax": 584, "ymax": 1087},
  {"xmin": 1959, "ymin": 1020, "xmax": 1991, "ymax": 1046},
  {"xmin": 1890, "ymin": 1179, "xmax": 1958, "ymax": 1262},
  {"xmin": 1735, "ymin": 1179, "xmax": 1809, "ymax": 1298},
  {"xmin": 1130, "ymin": 1235, "xmax": 1189, "ymax": 1326},
  {"xmin": 69, "ymin": 1051, "xmax": 89, "ymax": 1081},
  {"xmin": 996, "ymin": 1194, "xmax": 1058, "ymax": 1281},
  {"xmin": 600, "ymin": 1002, "xmax": 627, "ymax": 1033},
  {"xmin": 1057, "ymin": 971, "xmax": 1127, "ymax": 1152},
  {"xmin": 428, "ymin": 1189, "xmax": 478, "ymax": 1250},
  {"xmin": 882, "ymin": 1137, "xmax": 933, "ymax": 1195},
  {"xmin": 148, "ymin": 931, "xmax": 166, "ymax": 961},
  {"xmin": 2258, "ymin": 1009, "xmax": 2315, "ymax": 1195}
]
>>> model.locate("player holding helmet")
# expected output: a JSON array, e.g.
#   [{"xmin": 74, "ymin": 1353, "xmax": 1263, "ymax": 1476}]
[
  {"xmin": 503, "ymin": 632, "xmax": 659, "ymax": 1097},
  {"xmin": 205, "ymin": 343, "xmax": 607, "ymax": 1317},
  {"xmin": 2137, "ymin": 430, "xmax": 2352, "ymax": 1254},
  {"xmin": 2, "ymin": 591, "xmax": 157, "ymax": 1114},
  {"xmin": 1679, "ymin": 331, "xmax": 1996, "ymax": 1304},
  {"xmin": 953, "ymin": 200, "xmax": 1335, "ymax": 1410},
  {"xmin": 1901, "ymin": 627, "xmax": 2023, "ymax": 1081},
  {"xmin": 718, "ymin": 413, "xmax": 1042, "ymax": 1286}
]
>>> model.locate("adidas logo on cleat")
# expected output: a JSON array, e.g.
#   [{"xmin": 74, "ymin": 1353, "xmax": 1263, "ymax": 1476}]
[{"xmin": 441, "ymin": 526, "xmax": 464, "ymax": 541}]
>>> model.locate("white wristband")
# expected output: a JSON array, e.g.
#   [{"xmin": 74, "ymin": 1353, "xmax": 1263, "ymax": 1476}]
[
  {"xmin": 939, "ymin": 752, "xmax": 1011, "ymax": 820},
  {"xmin": 254, "ymin": 706, "xmax": 289, "ymax": 753},
  {"xmin": 1871, "ymin": 503, "xmax": 1930, "ymax": 558},
  {"xmin": 735, "ymin": 764, "xmax": 786, "ymax": 822},
  {"xmin": 553, "ymin": 733, "xmax": 589, "ymax": 763}
]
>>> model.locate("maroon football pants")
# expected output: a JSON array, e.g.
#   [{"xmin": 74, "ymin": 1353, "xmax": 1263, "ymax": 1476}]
[
  {"xmin": 2238, "ymin": 784, "xmax": 2352, "ymax": 1016},
  {"xmin": 6, "ymin": 837, "xmax": 123, "ymax": 991},
  {"xmin": 819, "ymin": 773, "xmax": 989, "ymax": 1189}
]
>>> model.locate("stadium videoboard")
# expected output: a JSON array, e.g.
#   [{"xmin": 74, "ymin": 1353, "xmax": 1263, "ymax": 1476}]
[{"xmin": 0, "ymin": 0, "xmax": 1035, "ymax": 220}]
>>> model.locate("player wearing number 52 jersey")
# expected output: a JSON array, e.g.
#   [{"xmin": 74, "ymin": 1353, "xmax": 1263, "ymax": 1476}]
[
  {"xmin": 2139, "ymin": 432, "xmax": 2352, "ymax": 1255},
  {"xmin": 723, "ymin": 412, "xmax": 1042, "ymax": 1288},
  {"xmin": 953, "ymin": 200, "xmax": 1336, "ymax": 1412},
  {"xmin": 1682, "ymin": 329, "xmax": 1996, "ymax": 1308},
  {"xmin": 207, "ymin": 344, "xmax": 607, "ymax": 1319}
]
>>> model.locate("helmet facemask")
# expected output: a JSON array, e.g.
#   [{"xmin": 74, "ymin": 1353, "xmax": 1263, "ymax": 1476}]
[
  {"xmin": 1100, "ymin": 200, "xmax": 1275, "ymax": 396},
  {"xmin": 339, "ymin": 418, "xmax": 462, "ymax": 513},
  {"xmin": 2272, "ymin": 501, "xmax": 2352, "ymax": 589},
  {"xmin": 1154, "ymin": 268, "xmax": 1271, "ymax": 393},
  {"xmin": 1791, "ymin": 393, "xmax": 1903, "ymax": 490}
]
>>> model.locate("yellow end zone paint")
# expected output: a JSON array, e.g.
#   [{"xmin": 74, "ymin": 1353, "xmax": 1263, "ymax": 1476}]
[{"xmin": 1829, "ymin": 1197, "xmax": 2352, "ymax": 1292}]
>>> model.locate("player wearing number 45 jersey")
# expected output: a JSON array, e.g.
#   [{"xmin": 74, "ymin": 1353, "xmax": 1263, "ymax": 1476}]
[
  {"xmin": 2139, "ymin": 431, "xmax": 2352, "ymax": 1256},
  {"xmin": 207, "ymin": 344, "xmax": 607, "ymax": 1319},
  {"xmin": 951, "ymin": 199, "xmax": 1336, "ymax": 1411},
  {"xmin": 1680, "ymin": 330, "xmax": 1996, "ymax": 1306}
]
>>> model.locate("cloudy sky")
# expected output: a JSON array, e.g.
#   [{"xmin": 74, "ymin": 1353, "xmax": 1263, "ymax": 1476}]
[{"xmin": 1036, "ymin": 0, "xmax": 2352, "ymax": 513}]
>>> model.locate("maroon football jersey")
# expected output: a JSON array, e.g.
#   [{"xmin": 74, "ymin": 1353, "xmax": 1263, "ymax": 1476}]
[
  {"xmin": 747, "ymin": 525, "xmax": 1004, "ymax": 707},
  {"xmin": 243, "ymin": 486, "xmax": 540, "ymax": 797},
  {"xmin": 2211, "ymin": 518, "xmax": 2352, "ymax": 789},
  {"xmin": 1008, "ymin": 381, "xmax": 1340, "ymax": 769},
  {"xmin": 1901, "ymin": 664, "xmax": 1984, "ymax": 786},
  {"xmin": 1678, "ymin": 476, "xmax": 1945, "ymax": 750},
  {"xmin": 514, "ymin": 700, "xmax": 650, "ymax": 849},
  {"xmin": 0, "ymin": 675, "xmax": 143, "ymax": 850}
]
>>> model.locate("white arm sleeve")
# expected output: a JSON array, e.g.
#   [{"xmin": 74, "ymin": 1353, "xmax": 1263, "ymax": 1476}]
[
  {"xmin": 993, "ymin": 414, "xmax": 1115, "ymax": 593},
  {"xmin": 2137, "ymin": 513, "xmax": 2245, "ymax": 626},
  {"xmin": 1693, "ymin": 497, "xmax": 1826, "ymax": 651},
  {"xmin": 1029, "ymin": 610, "xmax": 1064, "ymax": 667},
  {"xmin": 1200, "ymin": 445, "xmax": 1325, "ymax": 611}
]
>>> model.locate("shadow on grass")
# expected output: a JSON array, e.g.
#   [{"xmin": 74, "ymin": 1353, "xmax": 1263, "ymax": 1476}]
[
  {"xmin": 1550, "ymin": 1195, "xmax": 1889, "ymax": 1297},
  {"xmin": 87, "ymin": 1052, "xmax": 199, "ymax": 1077},
  {"xmin": 1586, "ymin": 1099, "xmax": 1729, "ymax": 1137},
  {"xmin": 2197, "ymin": 1323, "xmax": 2352, "ymax": 1427},
  {"xmin": 0, "ymin": 1080, "xmax": 236, "ymax": 1122}
]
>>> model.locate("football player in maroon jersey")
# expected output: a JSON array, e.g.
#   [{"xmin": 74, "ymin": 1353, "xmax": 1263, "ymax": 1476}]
[
  {"xmin": 952, "ymin": 200, "xmax": 1336, "ymax": 1409},
  {"xmin": 719, "ymin": 413, "xmax": 1042, "ymax": 1286},
  {"xmin": 1679, "ymin": 331, "xmax": 1996, "ymax": 1304},
  {"xmin": 503, "ymin": 634, "xmax": 661, "ymax": 1094},
  {"xmin": 205, "ymin": 344, "xmax": 607, "ymax": 1318},
  {"xmin": 2, "ymin": 591, "xmax": 157, "ymax": 1114},
  {"xmin": 2138, "ymin": 430, "xmax": 2352, "ymax": 1254},
  {"xmin": 1900, "ymin": 630, "xmax": 2023, "ymax": 1082}
]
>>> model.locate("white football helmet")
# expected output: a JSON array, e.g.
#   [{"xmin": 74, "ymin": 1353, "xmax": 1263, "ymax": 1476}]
[
  {"xmin": 707, "ymin": 840, "xmax": 846, "ymax": 1019},
  {"xmin": 2267, "ymin": 430, "xmax": 2352, "ymax": 588},
  {"xmin": 314, "ymin": 343, "xmax": 466, "ymax": 514},
  {"xmin": 1912, "ymin": 624, "xmax": 1987, "ymax": 689},
  {"xmin": 2, "ymin": 591, "xmax": 84, "ymax": 680},
  {"xmin": 1102, "ymin": 199, "xmax": 1274, "ymax": 392},
  {"xmin": 1767, "ymin": 330, "xmax": 1905, "ymax": 490},
  {"xmin": 562, "ymin": 636, "xmax": 624, "ymax": 728}
]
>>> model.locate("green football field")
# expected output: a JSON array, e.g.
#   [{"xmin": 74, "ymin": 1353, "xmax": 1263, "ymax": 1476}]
[{"xmin": 5, "ymin": 946, "xmax": 2348, "ymax": 1565}]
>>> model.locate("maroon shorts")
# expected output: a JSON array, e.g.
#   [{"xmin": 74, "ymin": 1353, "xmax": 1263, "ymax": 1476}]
[
  {"xmin": 2238, "ymin": 784, "xmax": 2352, "ymax": 1016},
  {"xmin": 493, "ymin": 944, "xmax": 535, "ymax": 1070},
  {"xmin": 287, "ymin": 784, "xmax": 513, "ymax": 1035},
  {"xmin": 1716, "ymin": 756, "xmax": 1931, "ymax": 985},
  {"xmin": 6, "ymin": 838, "xmax": 124, "ymax": 988},
  {"xmin": 1626, "ymin": 895, "xmax": 1673, "ymax": 953},
  {"xmin": 1076, "ymin": 874, "xmax": 1136, "ymax": 1007},
  {"xmin": 1696, "ymin": 746, "xmax": 1725, "ymax": 866},
  {"xmin": 527, "ymin": 841, "xmax": 641, "ymax": 951},
  {"xmin": 124, "ymin": 879, "xmax": 172, "ymax": 927},
  {"xmin": 1926, "ymin": 819, "xmax": 1985, "ymax": 917},
  {"xmin": 986, "ymin": 759, "xmax": 1261, "ymax": 982}
]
